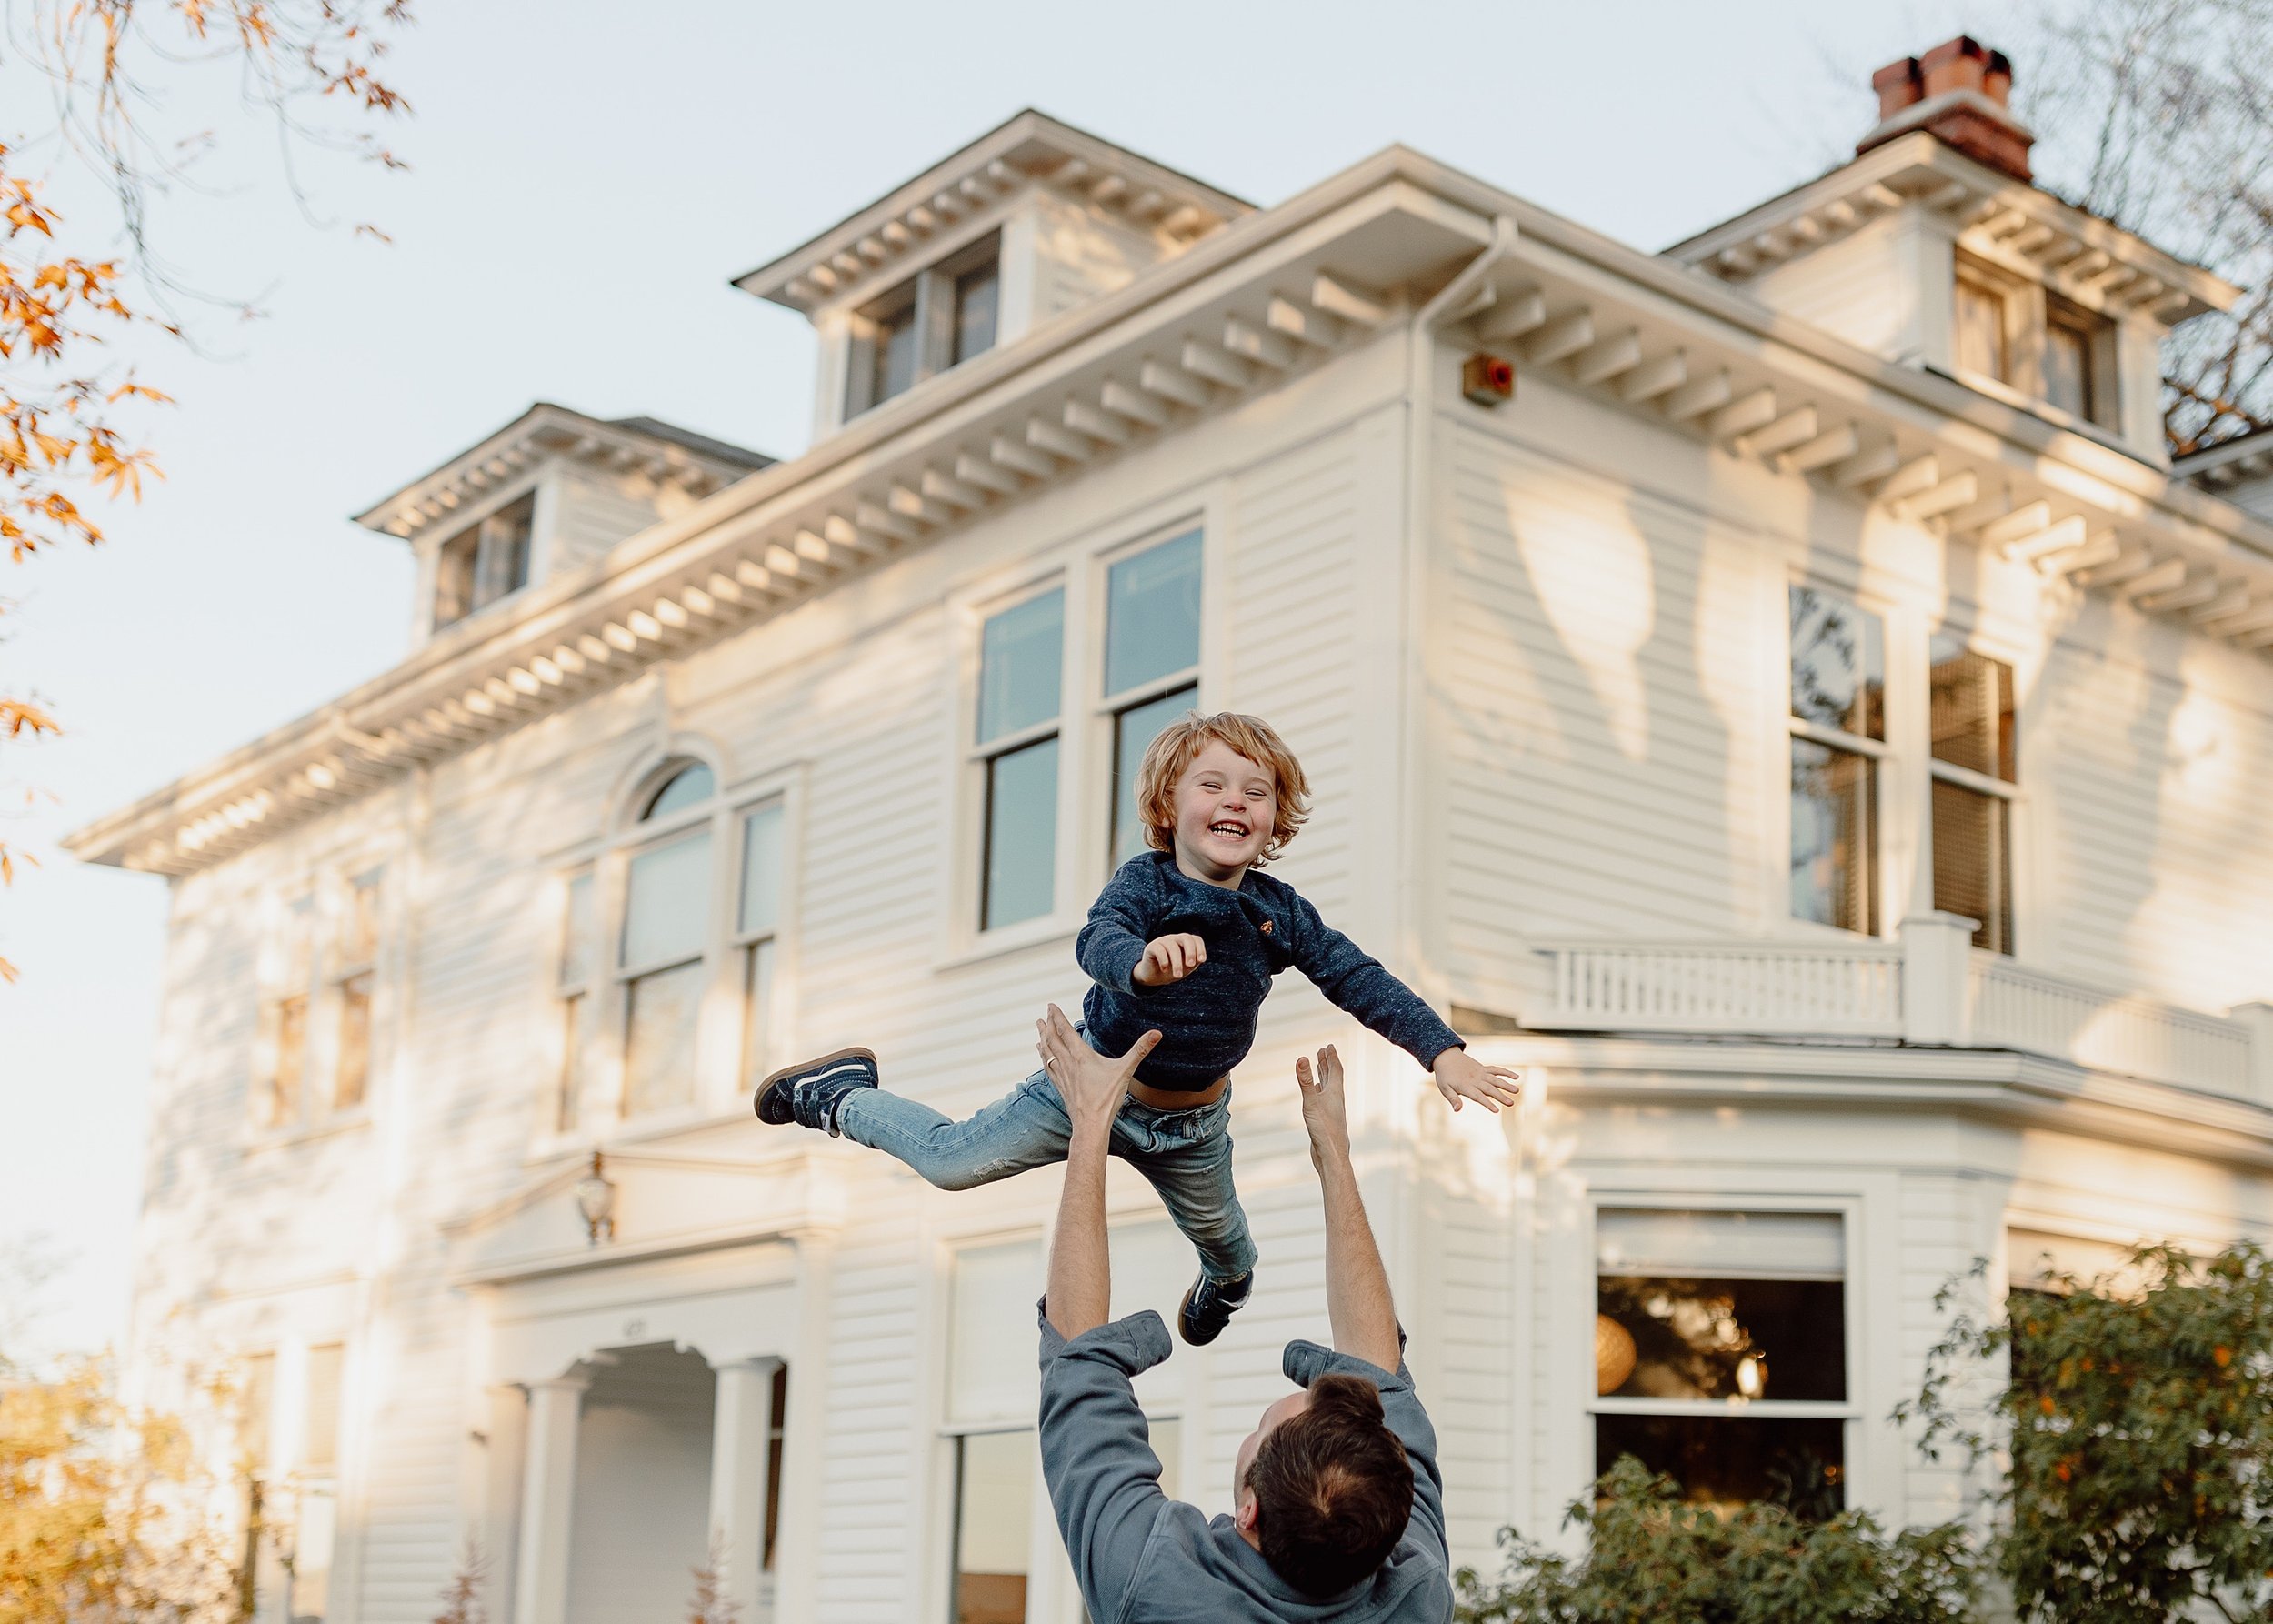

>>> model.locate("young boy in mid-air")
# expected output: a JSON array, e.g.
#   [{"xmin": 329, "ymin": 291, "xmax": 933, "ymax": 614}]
[{"xmin": 756, "ymin": 711, "xmax": 1523, "ymax": 1344}]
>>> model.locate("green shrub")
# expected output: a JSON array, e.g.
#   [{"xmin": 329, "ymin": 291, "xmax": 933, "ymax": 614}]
[{"xmin": 1455, "ymin": 1456, "xmax": 1982, "ymax": 1624}]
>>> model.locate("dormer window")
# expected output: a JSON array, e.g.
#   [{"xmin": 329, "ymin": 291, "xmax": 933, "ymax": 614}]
[
  {"xmin": 433, "ymin": 491, "xmax": 536, "ymax": 630},
  {"xmin": 846, "ymin": 233, "xmax": 1002, "ymax": 418},
  {"xmin": 1949, "ymin": 259, "xmax": 2118, "ymax": 431}
]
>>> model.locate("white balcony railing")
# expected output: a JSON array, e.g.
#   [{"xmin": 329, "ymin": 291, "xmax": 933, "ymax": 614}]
[
  {"xmin": 1531, "ymin": 914, "xmax": 2273, "ymax": 1107},
  {"xmin": 1544, "ymin": 941, "xmax": 1903, "ymax": 1037}
]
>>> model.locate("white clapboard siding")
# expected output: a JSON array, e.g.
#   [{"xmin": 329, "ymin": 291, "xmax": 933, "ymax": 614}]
[
  {"xmin": 1440, "ymin": 421, "xmax": 1766, "ymax": 987},
  {"xmin": 2036, "ymin": 637, "xmax": 2273, "ymax": 1010}
]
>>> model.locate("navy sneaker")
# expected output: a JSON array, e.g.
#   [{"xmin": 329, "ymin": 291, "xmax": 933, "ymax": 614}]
[
  {"xmin": 755, "ymin": 1047, "xmax": 878, "ymax": 1135},
  {"xmin": 1177, "ymin": 1269, "xmax": 1253, "ymax": 1346}
]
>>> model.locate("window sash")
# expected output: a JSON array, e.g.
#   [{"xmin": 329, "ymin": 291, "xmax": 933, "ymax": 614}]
[
  {"xmin": 1111, "ymin": 682, "xmax": 1197, "ymax": 869},
  {"xmin": 1930, "ymin": 776, "xmax": 2014, "ymax": 954},
  {"xmin": 1789, "ymin": 738, "xmax": 1878, "ymax": 937},
  {"xmin": 981, "ymin": 736, "xmax": 1059, "ymax": 931},
  {"xmin": 1954, "ymin": 273, "xmax": 2010, "ymax": 382},
  {"xmin": 556, "ymin": 992, "xmax": 586, "ymax": 1133},
  {"xmin": 622, "ymin": 957, "xmax": 705, "ymax": 1117},
  {"xmin": 948, "ymin": 1427, "xmax": 1035, "ymax": 1624},
  {"xmin": 1103, "ymin": 530, "xmax": 1204, "ymax": 703},
  {"xmin": 332, "ymin": 974, "xmax": 374, "ymax": 1112},
  {"xmin": 976, "ymin": 588, "xmax": 1066, "ymax": 747},
  {"xmin": 619, "ymin": 828, "xmax": 714, "ymax": 974}
]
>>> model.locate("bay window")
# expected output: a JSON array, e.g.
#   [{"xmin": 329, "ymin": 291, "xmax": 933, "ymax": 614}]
[
  {"xmin": 975, "ymin": 589, "xmax": 1065, "ymax": 931},
  {"xmin": 1103, "ymin": 529, "xmax": 1203, "ymax": 868},
  {"xmin": 1928, "ymin": 633, "xmax": 2018, "ymax": 954},
  {"xmin": 1592, "ymin": 1208, "xmax": 1851, "ymax": 1519},
  {"xmin": 1787, "ymin": 586, "xmax": 1883, "ymax": 936}
]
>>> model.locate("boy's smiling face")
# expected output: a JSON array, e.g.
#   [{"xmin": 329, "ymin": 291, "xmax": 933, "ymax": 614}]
[{"xmin": 1170, "ymin": 740, "xmax": 1277, "ymax": 885}]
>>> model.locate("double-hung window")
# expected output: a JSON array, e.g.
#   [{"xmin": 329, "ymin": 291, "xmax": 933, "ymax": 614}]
[
  {"xmin": 975, "ymin": 589, "xmax": 1066, "ymax": 931},
  {"xmin": 1787, "ymin": 586, "xmax": 1884, "ymax": 936},
  {"xmin": 941, "ymin": 1227, "xmax": 1184, "ymax": 1624},
  {"xmin": 1928, "ymin": 633, "xmax": 2018, "ymax": 954},
  {"xmin": 945, "ymin": 1239, "xmax": 1043, "ymax": 1624},
  {"xmin": 616, "ymin": 763, "xmax": 718, "ymax": 1118},
  {"xmin": 238, "ymin": 1342, "xmax": 347, "ymax": 1622},
  {"xmin": 1592, "ymin": 1208, "xmax": 1852, "ymax": 1518},
  {"xmin": 1102, "ymin": 529, "xmax": 1203, "ymax": 868},
  {"xmin": 255, "ymin": 874, "xmax": 384, "ymax": 1133}
]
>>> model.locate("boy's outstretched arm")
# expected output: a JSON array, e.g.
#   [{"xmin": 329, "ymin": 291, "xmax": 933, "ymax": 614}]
[{"xmin": 1281, "ymin": 892, "xmax": 1523, "ymax": 1113}]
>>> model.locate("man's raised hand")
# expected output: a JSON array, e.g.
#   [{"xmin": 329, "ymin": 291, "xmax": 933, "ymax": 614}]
[
  {"xmin": 1296, "ymin": 1044, "xmax": 1352, "ymax": 1172},
  {"xmin": 1131, "ymin": 932, "xmax": 1207, "ymax": 987},
  {"xmin": 1036, "ymin": 1003, "xmax": 1160, "ymax": 1138}
]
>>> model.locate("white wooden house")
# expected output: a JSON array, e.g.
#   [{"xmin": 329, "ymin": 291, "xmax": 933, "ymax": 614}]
[{"xmin": 72, "ymin": 36, "xmax": 2273, "ymax": 1624}]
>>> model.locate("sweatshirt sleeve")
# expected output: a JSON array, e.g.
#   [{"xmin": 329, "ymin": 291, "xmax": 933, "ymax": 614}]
[
  {"xmin": 1076, "ymin": 860, "xmax": 1159, "ymax": 996},
  {"xmin": 1280, "ymin": 886, "xmax": 1464, "ymax": 1070},
  {"xmin": 1037, "ymin": 1304, "xmax": 1176, "ymax": 1623}
]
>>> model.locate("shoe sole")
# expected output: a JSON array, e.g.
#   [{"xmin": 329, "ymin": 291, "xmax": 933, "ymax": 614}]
[{"xmin": 755, "ymin": 1046, "xmax": 878, "ymax": 1125}]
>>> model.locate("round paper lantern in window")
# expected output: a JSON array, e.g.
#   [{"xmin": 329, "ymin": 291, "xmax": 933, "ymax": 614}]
[{"xmin": 1595, "ymin": 1313, "xmax": 1637, "ymax": 1395}]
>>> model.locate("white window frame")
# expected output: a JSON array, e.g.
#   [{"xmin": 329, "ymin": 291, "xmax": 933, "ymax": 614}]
[
  {"xmin": 1089, "ymin": 525, "xmax": 1207, "ymax": 877},
  {"xmin": 250, "ymin": 866, "xmax": 387, "ymax": 1143},
  {"xmin": 1783, "ymin": 579, "xmax": 1893, "ymax": 940},
  {"xmin": 1577, "ymin": 1191, "xmax": 1871, "ymax": 1517},
  {"xmin": 540, "ymin": 743, "xmax": 803, "ymax": 1150},
  {"xmin": 941, "ymin": 491, "xmax": 1225, "ymax": 967}
]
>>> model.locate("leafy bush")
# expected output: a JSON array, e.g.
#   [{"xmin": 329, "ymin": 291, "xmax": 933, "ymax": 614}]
[
  {"xmin": 1455, "ymin": 1456, "xmax": 1982, "ymax": 1624},
  {"xmin": 1901, "ymin": 1241, "xmax": 2273, "ymax": 1624}
]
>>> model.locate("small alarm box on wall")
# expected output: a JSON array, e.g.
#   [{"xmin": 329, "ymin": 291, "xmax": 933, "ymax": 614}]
[{"xmin": 1462, "ymin": 352, "xmax": 1515, "ymax": 406}]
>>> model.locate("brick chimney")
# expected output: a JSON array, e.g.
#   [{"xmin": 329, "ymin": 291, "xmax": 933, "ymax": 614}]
[{"xmin": 1857, "ymin": 35, "xmax": 2033, "ymax": 183}]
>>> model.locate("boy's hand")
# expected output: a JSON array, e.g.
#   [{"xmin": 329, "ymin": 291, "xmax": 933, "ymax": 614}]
[
  {"xmin": 1036, "ymin": 1004, "xmax": 1159, "ymax": 1139},
  {"xmin": 1295, "ymin": 1044, "xmax": 1351, "ymax": 1172},
  {"xmin": 1431, "ymin": 1048, "xmax": 1524, "ymax": 1114},
  {"xmin": 1131, "ymin": 932, "xmax": 1207, "ymax": 987}
]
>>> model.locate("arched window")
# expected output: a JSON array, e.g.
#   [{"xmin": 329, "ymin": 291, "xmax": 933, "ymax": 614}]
[
  {"xmin": 619, "ymin": 763, "xmax": 717, "ymax": 1117},
  {"xmin": 553, "ymin": 752, "xmax": 793, "ymax": 1135}
]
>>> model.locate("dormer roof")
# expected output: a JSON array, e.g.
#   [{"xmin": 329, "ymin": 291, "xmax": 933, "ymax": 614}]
[
  {"xmin": 731, "ymin": 108, "xmax": 1253, "ymax": 316},
  {"xmin": 353, "ymin": 403, "xmax": 774, "ymax": 543},
  {"xmin": 1663, "ymin": 130, "xmax": 2238, "ymax": 327}
]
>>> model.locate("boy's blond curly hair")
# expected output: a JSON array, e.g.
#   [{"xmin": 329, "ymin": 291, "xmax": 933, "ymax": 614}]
[{"xmin": 1134, "ymin": 711, "xmax": 1311, "ymax": 865}]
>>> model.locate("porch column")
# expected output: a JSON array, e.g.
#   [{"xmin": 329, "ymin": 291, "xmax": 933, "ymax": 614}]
[
  {"xmin": 511, "ymin": 1374, "xmax": 587, "ymax": 1624},
  {"xmin": 706, "ymin": 1356, "xmax": 784, "ymax": 1619},
  {"xmin": 771, "ymin": 1228, "xmax": 838, "ymax": 1622},
  {"xmin": 482, "ymin": 1385, "xmax": 529, "ymax": 1624}
]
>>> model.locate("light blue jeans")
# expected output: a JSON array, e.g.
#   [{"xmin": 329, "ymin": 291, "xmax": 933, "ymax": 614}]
[{"xmin": 835, "ymin": 1065, "xmax": 1258, "ymax": 1282}]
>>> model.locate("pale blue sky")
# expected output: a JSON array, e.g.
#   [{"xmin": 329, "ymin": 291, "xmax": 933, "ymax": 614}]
[{"xmin": 0, "ymin": 0, "xmax": 2021, "ymax": 1357}]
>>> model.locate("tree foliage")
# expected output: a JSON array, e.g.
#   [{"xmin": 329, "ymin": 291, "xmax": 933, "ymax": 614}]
[
  {"xmin": 0, "ymin": 0, "xmax": 412, "ymax": 977},
  {"xmin": 0, "ymin": 1353, "xmax": 238, "ymax": 1624},
  {"xmin": 1901, "ymin": 1241, "xmax": 2273, "ymax": 1624},
  {"xmin": 2023, "ymin": 0, "xmax": 2273, "ymax": 455},
  {"xmin": 1454, "ymin": 1456, "xmax": 1983, "ymax": 1624}
]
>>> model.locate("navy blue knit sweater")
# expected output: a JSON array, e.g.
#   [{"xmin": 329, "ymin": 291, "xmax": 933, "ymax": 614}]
[{"xmin": 1076, "ymin": 850, "xmax": 1464, "ymax": 1093}]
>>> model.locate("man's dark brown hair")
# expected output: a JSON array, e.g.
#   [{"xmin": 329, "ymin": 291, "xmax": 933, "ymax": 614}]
[{"xmin": 1247, "ymin": 1373, "xmax": 1415, "ymax": 1596}]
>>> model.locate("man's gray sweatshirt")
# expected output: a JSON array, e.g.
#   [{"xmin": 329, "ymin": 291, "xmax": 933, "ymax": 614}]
[{"xmin": 1036, "ymin": 1303, "xmax": 1454, "ymax": 1624}]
